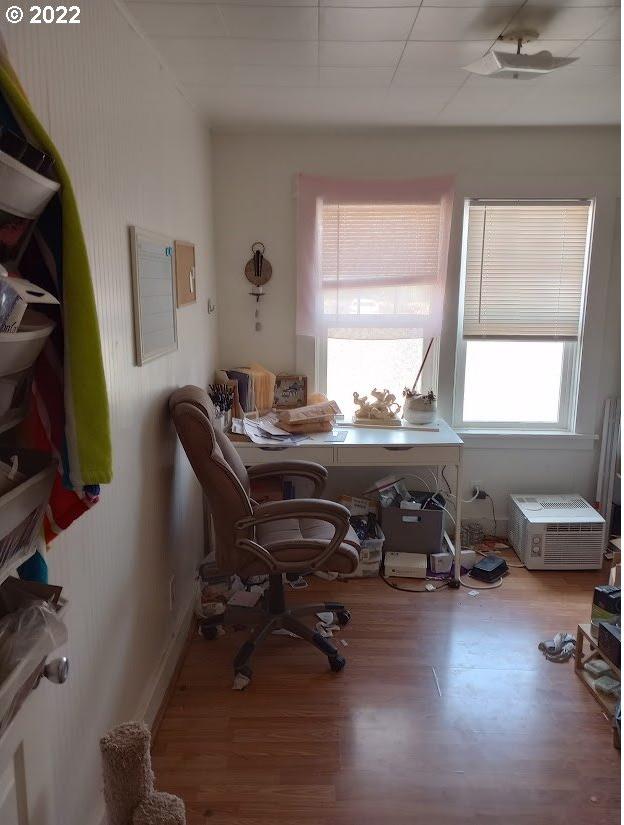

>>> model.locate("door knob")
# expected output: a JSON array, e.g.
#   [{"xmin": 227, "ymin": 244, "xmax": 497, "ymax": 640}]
[{"xmin": 43, "ymin": 656, "xmax": 69, "ymax": 684}]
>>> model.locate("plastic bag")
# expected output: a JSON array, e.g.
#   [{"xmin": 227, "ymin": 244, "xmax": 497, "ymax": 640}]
[{"xmin": 0, "ymin": 600, "xmax": 67, "ymax": 723}]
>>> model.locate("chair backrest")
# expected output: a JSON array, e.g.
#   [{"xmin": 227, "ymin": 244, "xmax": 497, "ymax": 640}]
[{"xmin": 169, "ymin": 385, "xmax": 253, "ymax": 573}]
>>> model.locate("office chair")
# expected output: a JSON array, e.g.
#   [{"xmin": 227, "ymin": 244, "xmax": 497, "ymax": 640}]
[{"xmin": 169, "ymin": 385, "xmax": 360, "ymax": 685}]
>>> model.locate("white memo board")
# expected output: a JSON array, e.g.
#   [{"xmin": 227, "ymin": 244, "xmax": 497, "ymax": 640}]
[{"xmin": 130, "ymin": 226, "xmax": 178, "ymax": 365}]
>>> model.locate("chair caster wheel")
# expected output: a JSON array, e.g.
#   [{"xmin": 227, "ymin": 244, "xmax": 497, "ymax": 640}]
[
  {"xmin": 199, "ymin": 622, "xmax": 221, "ymax": 640},
  {"xmin": 329, "ymin": 654, "xmax": 346, "ymax": 672},
  {"xmin": 336, "ymin": 609, "xmax": 351, "ymax": 627}
]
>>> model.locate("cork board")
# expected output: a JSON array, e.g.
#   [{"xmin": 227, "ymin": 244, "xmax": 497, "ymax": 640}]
[{"xmin": 175, "ymin": 240, "xmax": 196, "ymax": 307}]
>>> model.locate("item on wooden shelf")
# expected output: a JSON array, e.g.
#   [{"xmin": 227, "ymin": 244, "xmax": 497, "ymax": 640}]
[
  {"xmin": 274, "ymin": 373, "xmax": 307, "ymax": 409},
  {"xmin": 244, "ymin": 241, "xmax": 272, "ymax": 331},
  {"xmin": 592, "ymin": 585, "xmax": 621, "ymax": 627},
  {"xmin": 353, "ymin": 388, "xmax": 401, "ymax": 424},
  {"xmin": 403, "ymin": 388, "xmax": 438, "ymax": 425},
  {"xmin": 598, "ymin": 621, "xmax": 621, "ymax": 669},
  {"xmin": 100, "ymin": 721, "xmax": 186, "ymax": 825}
]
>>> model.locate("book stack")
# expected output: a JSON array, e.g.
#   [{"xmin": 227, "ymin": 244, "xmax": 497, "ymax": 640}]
[{"xmin": 277, "ymin": 401, "xmax": 341, "ymax": 434}]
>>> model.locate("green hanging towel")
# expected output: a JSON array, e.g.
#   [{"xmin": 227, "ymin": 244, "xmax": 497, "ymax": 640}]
[{"xmin": 0, "ymin": 46, "xmax": 112, "ymax": 495}]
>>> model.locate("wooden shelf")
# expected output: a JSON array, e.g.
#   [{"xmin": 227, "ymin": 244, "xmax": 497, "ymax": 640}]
[{"xmin": 575, "ymin": 623, "xmax": 620, "ymax": 728}]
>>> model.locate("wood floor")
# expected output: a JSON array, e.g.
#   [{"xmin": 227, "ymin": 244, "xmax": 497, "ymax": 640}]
[{"xmin": 152, "ymin": 564, "xmax": 620, "ymax": 825}]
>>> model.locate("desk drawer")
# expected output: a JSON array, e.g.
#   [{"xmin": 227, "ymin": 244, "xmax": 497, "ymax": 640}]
[
  {"xmin": 335, "ymin": 445, "xmax": 460, "ymax": 466},
  {"xmin": 235, "ymin": 446, "xmax": 335, "ymax": 467}
]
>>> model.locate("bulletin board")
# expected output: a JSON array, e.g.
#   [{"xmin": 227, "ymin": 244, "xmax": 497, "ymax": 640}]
[
  {"xmin": 129, "ymin": 226, "xmax": 178, "ymax": 365},
  {"xmin": 174, "ymin": 240, "xmax": 197, "ymax": 307}
]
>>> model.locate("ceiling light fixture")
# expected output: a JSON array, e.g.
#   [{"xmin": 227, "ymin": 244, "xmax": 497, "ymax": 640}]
[{"xmin": 463, "ymin": 32, "xmax": 578, "ymax": 80}]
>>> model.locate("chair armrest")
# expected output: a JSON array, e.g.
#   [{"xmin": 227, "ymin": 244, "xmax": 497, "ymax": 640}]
[
  {"xmin": 247, "ymin": 461, "xmax": 328, "ymax": 497},
  {"xmin": 235, "ymin": 499, "xmax": 350, "ymax": 572}
]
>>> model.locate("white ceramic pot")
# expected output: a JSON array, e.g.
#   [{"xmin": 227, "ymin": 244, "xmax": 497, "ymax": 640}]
[{"xmin": 403, "ymin": 395, "xmax": 437, "ymax": 425}]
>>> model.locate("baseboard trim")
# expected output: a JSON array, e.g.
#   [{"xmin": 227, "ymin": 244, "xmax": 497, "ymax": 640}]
[{"xmin": 89, "ymin": 595, "xmax": 195, "ymax": 825}]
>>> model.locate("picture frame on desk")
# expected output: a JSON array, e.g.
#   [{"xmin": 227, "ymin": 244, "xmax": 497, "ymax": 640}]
[{"xmin": 274, "ymin": 374, "xmax": 307, "ymax": 409}]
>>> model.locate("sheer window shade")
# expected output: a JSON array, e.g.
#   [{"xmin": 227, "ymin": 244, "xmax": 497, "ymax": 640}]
[
  {"xmin": 321, "ymin": 203, "xmax": 442, "ymax": 338},
  {"xmin": 463, "ymin": 200, "xmax": 592, "ymax": 340},
  {"xmin": 296, "ymin": 175, "xmax": 454, "ymax": 340}
]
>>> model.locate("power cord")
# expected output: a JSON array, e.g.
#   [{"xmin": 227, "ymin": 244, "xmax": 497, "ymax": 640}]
[{"xmin": 380, "ymin": 575, "xmax": 450, "ymax": 594}]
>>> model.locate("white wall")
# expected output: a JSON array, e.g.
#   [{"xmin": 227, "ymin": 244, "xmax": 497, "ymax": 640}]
[
  {"xmin": 3, "ymin": 3, "xmax": 216, "ymax": 823},
  {"xmin": 212, "ymin": 128, "xmax": 620, "ymax": 521}
]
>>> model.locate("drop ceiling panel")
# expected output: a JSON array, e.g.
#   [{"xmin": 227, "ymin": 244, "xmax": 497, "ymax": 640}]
[
  {"xmin": 320, "ymin": 7, "xmax": 418, "ymax": 42},
  {"xmin": 409, "ymin": 6, "xmax": 520, "ymax": 41},
  {"xmin": 393, "ymin": 67, "xmax": 468, "ymax": 87},
  {"xmin": 187, "ymin": 65, "xmax": 319, "ymax": 87},
  {"xmin": 155, "ymin": 37, "xmax": 319, "ymax": 68},
  {"xmin": 126, "ymin": 2, "xmax": 226, "ymax": 37},
  {"xmin": 507, "ymin": 5, "xmax": 615, "ymax": 39},
  {"xmin": 319, "ymin": 41, "xmax": 404, "ymax": 67},
  {"xmin": 219, "ymin": 5, "xmax": 318, "ymax": 39},
  {"xmin": 319, "ymin": 67, "xmax": 396, "ymax": 87},
  {"xmin": 399, "ymin": 41, "xmax": 493, "ymax": 69},
  {"xmin": 423, "ymin": 0, "xmax": 520, "ymax": 6},
  {"xmin": 590, "ymin": 8, "xmax": 621, "ymax": 39},
  {"xmin": 571, "ymin": 40, "xmax": 620, "ymax": 65}
]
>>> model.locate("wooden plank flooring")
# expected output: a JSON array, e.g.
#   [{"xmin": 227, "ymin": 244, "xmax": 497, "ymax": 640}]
[{"xmin": 152, "ymin": 565, "xmax": 620, "ymax": 825}]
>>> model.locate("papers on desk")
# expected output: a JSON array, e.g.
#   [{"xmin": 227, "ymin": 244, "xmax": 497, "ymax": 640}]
[
  {"xmin": 232, "ymin": 414, "xmax": 349, "ymax": 445},
  {"xmin": 232, "ymin": 415, "xmax": 307, "ymax": 446}
]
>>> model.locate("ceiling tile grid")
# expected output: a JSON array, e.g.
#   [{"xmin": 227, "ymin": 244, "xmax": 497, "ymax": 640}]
[{"xmin": 124, "ymin": 0, "xmax": 621, "ymax": 126}]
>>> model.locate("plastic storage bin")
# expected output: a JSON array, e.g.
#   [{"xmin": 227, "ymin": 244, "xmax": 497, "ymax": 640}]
[
  {"xmin": 0, "ymin": 449, "xmax": 57, "ymax": 582},
  {"xmin": 0, "ymin": 578, "xmax": 67, "ymax": 738},
  {"xmin": 0, "ymin": 310, "xmax": 55, "ymax": 432},
  {"xmin": 343, "ymin": 524, "xmax": 385, "ymax": 578},
  {"xmin": 382, "ymin": 505, "xmax": 444, "ymax": 555}
]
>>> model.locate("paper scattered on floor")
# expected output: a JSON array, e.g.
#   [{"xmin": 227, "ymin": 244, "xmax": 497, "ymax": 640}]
[
  {"xmin": 288, "ymin": 576, "xmax": 308, "ymax": 590},
  {"xmin": 467, "ymin": 590, "xmax": 480, "ymax": 597},
  {"xmin": 340, "ymin": 639, "xmax": 348, "ymax": 647},
  {"xmin": 232, "ymin": 673, "xmax": 251, "ymax": 690},
  {"xmin": 228, "ymin": 589, "xmax": 262, "ymax": 607},
  {"xmin": 425, "ymin": 583, "xmax": 436, "ymax": 592},
  {"xmin": 316, "ymin": 621, "xmax": 333, "ymax": 638},
  {"xmin": 314, "ymin": 571, "xmax": 338, "ymax": 581}
]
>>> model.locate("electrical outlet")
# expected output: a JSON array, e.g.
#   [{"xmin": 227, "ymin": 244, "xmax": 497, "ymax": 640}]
[{"xmin": 168, "ymin": 575, "xmax": 176, "ymax": 611}]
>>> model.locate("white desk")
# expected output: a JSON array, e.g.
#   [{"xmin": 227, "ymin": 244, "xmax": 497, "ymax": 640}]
[{"xmin": 231, "ymin": 419, "xmax": 464, "ymax": 584}]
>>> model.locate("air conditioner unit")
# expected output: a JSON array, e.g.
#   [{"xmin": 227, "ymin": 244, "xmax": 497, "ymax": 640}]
[{"xmin": 508, "ymin": 494, "xmax": 606, "ymax": 570}]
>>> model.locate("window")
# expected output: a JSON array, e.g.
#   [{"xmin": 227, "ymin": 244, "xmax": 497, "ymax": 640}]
[
  {"xmin": 454, "ymin": 199, "xmax": 593, "ymax": 430},
  {"xmin": 295, "ymin": 176, "xmax": 454, "ymax": 416},
  {"xmin": 317, "ymin": 202, "xmax": 442, "ymax": 417},
  {"xmin": 323, "ymin": 335, "xmax": 431, "ymax": 419}
]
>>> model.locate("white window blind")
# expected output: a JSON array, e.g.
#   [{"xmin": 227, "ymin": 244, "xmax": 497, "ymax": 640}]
[
  {"xmin": 463, "ymin": 200, "xmax": 592, "ymax": 340},
  {"xmin": 320, "ymin": 203, "xmax": 443, "ymax": 338}
]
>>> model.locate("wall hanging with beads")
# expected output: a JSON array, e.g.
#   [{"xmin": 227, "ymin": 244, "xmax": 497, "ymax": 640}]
[{"xmin": 244, "ymin": 241, "xmax": 272, "ymax": 331}]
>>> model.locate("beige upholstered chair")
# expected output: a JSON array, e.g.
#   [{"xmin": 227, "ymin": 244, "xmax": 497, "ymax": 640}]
[{"xmin": 169, "ymin": 386, "xmax": 360, "ymax": 684}]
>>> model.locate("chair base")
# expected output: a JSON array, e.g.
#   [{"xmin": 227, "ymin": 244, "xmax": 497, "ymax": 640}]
[{"xmin": 199, "ymin": 575, "xmax": 350, "ymax": 684}]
